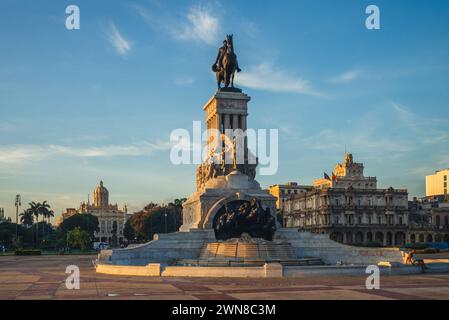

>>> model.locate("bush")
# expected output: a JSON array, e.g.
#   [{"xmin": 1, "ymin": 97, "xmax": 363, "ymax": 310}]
[
  {"xmin": 67, "ymin": 227, "xmax": 92, "ymax": 251},
  {"xmin": 15, "ymin": 249, "xmax": 41, "ymax": 256}
]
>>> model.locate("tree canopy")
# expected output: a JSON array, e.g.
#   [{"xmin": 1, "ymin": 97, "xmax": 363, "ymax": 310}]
[{"xmin": 59, "ymin": 213, "xmax": 99, "ymax": 237}]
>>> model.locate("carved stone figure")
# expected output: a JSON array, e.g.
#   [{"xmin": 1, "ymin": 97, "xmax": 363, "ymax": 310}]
[{"xmin": 213, "ymin": 198, "xmax": 276, "ymax": 241}]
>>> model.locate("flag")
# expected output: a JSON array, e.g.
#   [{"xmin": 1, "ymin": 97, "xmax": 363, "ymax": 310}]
[
  {"xmin": 324, "ymin": 172, "xmax": 331, "ymax": 180},
  {"xmin": 332, "ymin": 172, "xmax": 337, "ymax": 181}
]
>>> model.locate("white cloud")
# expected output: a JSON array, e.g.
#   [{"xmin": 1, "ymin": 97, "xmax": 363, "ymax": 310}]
[
  {"xmin": 173, "ymin": 6, "xmax": 219, "ymax": 45},
  {"xmin": 49, "ymin": 145, "xmax": 142, "ymax": 158},
  {"xmin": 106, "ymin": 22, "xmax": 132, "ymax": 55},
  {"xmin": 0, "ymin": 145, "xmax": 46, "ymax": 164},
  {"xmin": 0, "ymin": 140, "xmax": 173, "ymax": 165},
  {"xmin": 329, "ymin": 70, "xmax": 360, "ymax": 83},
  {"xmin": 235, "ymin": 63, "xmax": 322, "ymax": 96}
]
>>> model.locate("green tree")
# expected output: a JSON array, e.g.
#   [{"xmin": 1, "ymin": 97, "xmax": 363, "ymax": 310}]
[
  {"xmin": 38, "ymin": 201, "xmax": 54, "ymax": 237},
  {"xmin": 111, "ymin": 221, "xmax": 118, "ymax": 247},
  {"xmin": 59, "ymin": 214, "xmax": 99, "ymax": 238},
  {"xmin": 27, "ymin": 201, "xmax": 40, "ymax": 246},
  {"xmin": 67, "ymin": 227, "xmax": 92, "ymax": 251},
  {"xmin": 20, "ymin": 209, "xmax": 34, "ymax": 227},
  {"xmin": 127, "ymin": 199, "xmax": 185, "ymax": 242},
  {"xmin": 0, "ymin": 229, "xmax": 14, "ymax": 247},
  {"xmin": 123, "ymin": 219, "xmax": 135, "ymax": 242}
]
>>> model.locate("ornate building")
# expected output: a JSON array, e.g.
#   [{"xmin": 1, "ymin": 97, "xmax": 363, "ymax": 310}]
[
  {"xmin": 283, "ymin": 153, "xmax": 410, "ymax": 246},
  {"xmin": 62, "ymin": 181, "xmax": 128, "ymax": 245},
  {"xmin": 268, "ymin": 182, "xmax": 312, "ymax": 212}
]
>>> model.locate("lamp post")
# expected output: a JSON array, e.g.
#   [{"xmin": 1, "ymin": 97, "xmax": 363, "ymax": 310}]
[
  {"xmin": 14, "ymin": 195, "xmax": 21, "ymax": 240},
  {"xmin": 164, "ymin": 208, "xmax": 168, "ymax": 233}
]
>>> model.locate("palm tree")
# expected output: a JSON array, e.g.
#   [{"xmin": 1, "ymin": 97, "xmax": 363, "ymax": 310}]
[
  {"xmin": 39, "ymin": 201, "xmax": 54, "ymax": 237},
  {"xmin": 27, "ymin": 201, "xmax": 40, "ymax": 246},
  {"xmin": 20, "ymin": 209, "xmax": 34, "ymax": 227}
]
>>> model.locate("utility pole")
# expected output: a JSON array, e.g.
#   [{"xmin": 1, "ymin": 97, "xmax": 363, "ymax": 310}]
[{"xmin": 15, "ymin": 195, "xmax": 21, "ymax": 241}]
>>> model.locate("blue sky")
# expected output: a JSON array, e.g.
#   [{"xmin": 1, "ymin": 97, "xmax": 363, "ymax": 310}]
[{"xmin": 1, "ymin": 0, "xmax": 449, "ymax": 220}]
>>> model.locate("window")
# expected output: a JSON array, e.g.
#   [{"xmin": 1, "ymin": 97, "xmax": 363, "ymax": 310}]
[
  {"xmin": 444, "ymin": 175, "xmax": 447, "ymax": 181},
  {"xmin": 368, "ymin": 217, "xmax": 372, "ymax": 224},
  {"xmin": 358, "ymin": 216, "xmax": 362, "ymax": 225},
  {"xmin": 399, "ymin": 217, "xmax": 403, "ymax": 225},
  {"xmin": 378, "ymin": 216, "xmax": 382, "ymax": 224}
]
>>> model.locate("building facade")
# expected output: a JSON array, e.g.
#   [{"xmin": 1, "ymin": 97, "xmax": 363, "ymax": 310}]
[
  {"xmin": 426, "ymin": 169, "xmax": 449, "ymax": 198},
  {"xmin": 62, "ymin": 181, "xmax": 128, "ymax": 245},
  {"xmin": 408, "ymin": 196, "xmax": 449, "ymax": 243},
  {"xmin": 283, "ymin": 153, "xmax": 411, "ymax": 246},
  {"xmin": 268, "ymin": 182, "xmax": 312, "ymax": 212}
]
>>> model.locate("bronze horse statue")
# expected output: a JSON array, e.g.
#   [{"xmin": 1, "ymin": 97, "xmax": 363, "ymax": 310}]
[{"xmin": 212, "ymin": 34, "xmax": 241, "ymax": 90}]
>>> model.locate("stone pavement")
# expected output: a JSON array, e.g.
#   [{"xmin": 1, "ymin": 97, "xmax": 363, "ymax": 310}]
[{"xmin": 1, "ymin": 255, "xmax": 449, "ymax": 300}]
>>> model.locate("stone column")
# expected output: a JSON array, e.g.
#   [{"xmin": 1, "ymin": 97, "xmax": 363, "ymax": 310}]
[
  {"xmin": 217, "ymin": 113, "xmax": 222, "ymax": 134},
  {"xmin": 232, "ymin": 114, "xmax": 239, "ymax": 130},
  {"xmin": 224, "ymin": 114, "xmax": 231, "ymax": 130},
  {"xmin": 241, "ymin": 114, "xmax": 247, "ymax": 131}
]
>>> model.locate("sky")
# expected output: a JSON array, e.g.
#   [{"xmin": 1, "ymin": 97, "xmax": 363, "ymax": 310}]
[{"xmin": 1, "ymin": 0, "xmax": 449, "ymax": 221}]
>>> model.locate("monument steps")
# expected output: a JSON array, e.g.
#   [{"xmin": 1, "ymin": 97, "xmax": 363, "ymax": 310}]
[{"xmin": 187, "ymin": 241, "xmax": 326, "ymax": 267}]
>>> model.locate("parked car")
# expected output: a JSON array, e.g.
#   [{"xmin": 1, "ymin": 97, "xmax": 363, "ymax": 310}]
[{"xmin": 93, "ymin": 242, "xmax": 110, "ymax": 250}]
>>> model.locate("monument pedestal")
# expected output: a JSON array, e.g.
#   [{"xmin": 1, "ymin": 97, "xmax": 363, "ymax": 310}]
[{"xmin": 180, "ymin": 170, "xmax": 276, "ymax": 232}]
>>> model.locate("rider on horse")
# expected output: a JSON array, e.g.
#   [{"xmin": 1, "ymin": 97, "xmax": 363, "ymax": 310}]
[{"xmin": 212, "ymin": 35, "xmax": 242, "ymax": 89}]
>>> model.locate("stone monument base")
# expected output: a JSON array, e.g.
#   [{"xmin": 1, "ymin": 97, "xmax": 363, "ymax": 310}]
[{"xmin": 103, "ymin": 228, "xmax": 405, "ymax": 268}]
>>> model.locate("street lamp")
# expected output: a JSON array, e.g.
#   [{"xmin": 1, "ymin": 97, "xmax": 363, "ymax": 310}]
[
  {"xmin": 164, "ymin": 208, "xmax": 168, "ymax": 233},
  {"xmin": 14, "ymin": 195, "xmax": 21, "ymax": 240}
]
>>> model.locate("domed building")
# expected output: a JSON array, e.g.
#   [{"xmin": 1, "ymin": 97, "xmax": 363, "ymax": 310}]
[
  {"xmin": 62, "ymin": 180, "xmax": 128, "ymax": 246},
  {"xmin": 93, "ymin": 180, "xmax": 109, "ymax": 208}
]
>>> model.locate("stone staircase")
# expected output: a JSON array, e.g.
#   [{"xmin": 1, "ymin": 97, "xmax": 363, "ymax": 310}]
[{"xmin": 175, "ymin": 241, "xmax": 325, "ymax": 267}]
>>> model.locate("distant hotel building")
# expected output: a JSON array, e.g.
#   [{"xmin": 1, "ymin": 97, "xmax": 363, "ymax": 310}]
[
  {"xmin": 426, "ymin": 169, "xmax": 449, "ymax": 198},
  {"xmin": 62, "ymin": 181, "xmax": 128, "ymax": 245},
  {"xmin": 0, "ymin": 208, "xmax": 11, "ymax": 224},
  {"xmin": 283, "ymin": 153, "xmax": 411, "ymax": 246}
]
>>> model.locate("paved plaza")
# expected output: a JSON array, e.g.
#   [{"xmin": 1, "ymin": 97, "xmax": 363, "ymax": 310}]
[{"xmin": 0, "ymin": 255, "xmax": 449, "ymax": 300}]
